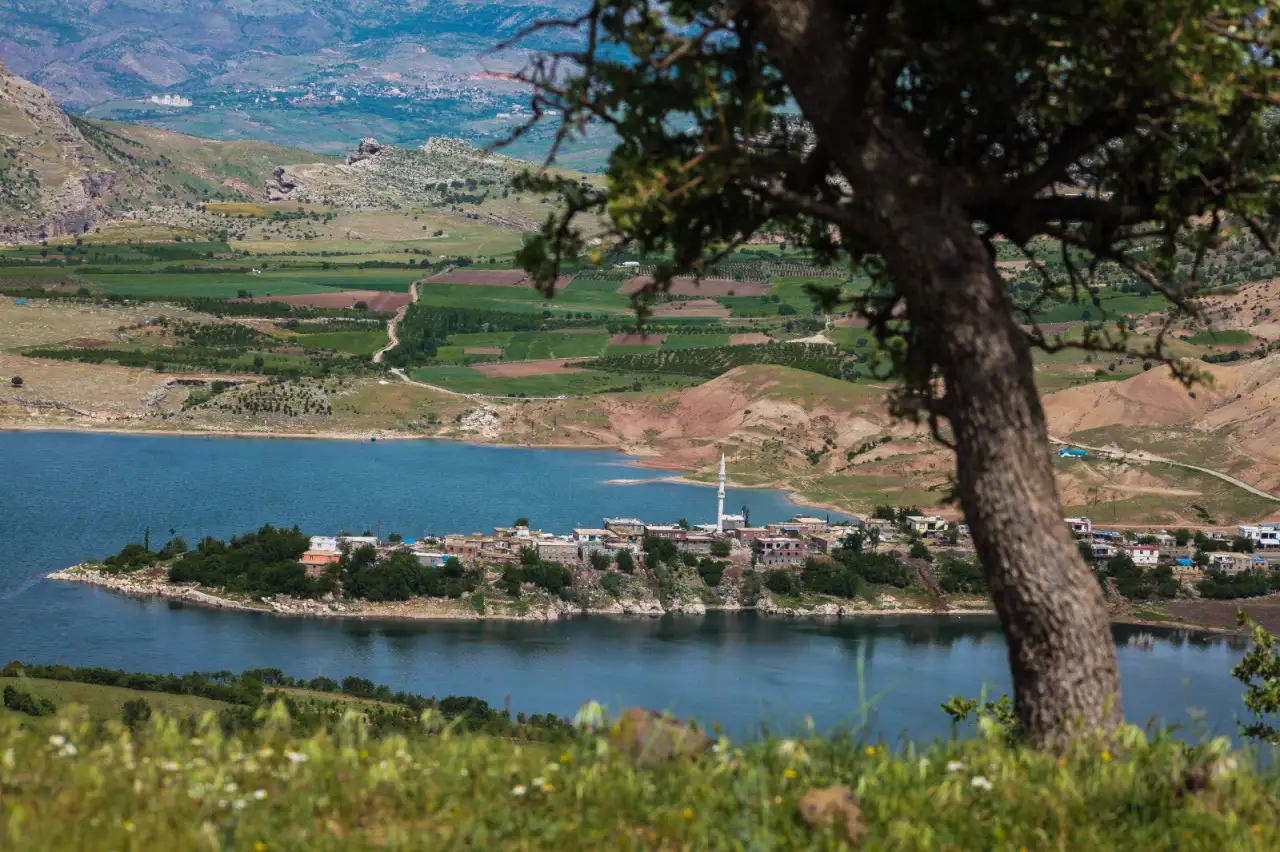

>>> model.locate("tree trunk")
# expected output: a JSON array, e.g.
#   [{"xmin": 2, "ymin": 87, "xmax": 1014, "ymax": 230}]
[{"xmin": 749, "ymin": 0, "xmax": 1123, "ymax": 746}]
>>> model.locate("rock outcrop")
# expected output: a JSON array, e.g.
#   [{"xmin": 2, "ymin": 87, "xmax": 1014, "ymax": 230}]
[{"xmin": 346, "ymin": 137, "xmax": 383, "ymax": 165}]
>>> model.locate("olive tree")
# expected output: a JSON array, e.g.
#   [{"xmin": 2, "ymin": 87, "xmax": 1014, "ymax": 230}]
[{"xmin": 509, "ymin": 2, "xmax": 1279, "ymax": 745}]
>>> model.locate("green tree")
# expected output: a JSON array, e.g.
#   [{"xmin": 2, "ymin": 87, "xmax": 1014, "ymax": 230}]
[
  {"xmin": 1233, "ymin": 614, "xmax": 1280, "ymax": 744},
  {"xmin": 614, "ymin": 549, "xmax": 635, "ymax": 574},
  {"xmin": 510, "ymin": 0, "xmax": 1279, "ymax": 746},
  {"xmin": 710, "ymin": 540, "xmax": 731, "ymax": 557},
  {"xmin": 10, "ymin": 376, "xmax": 22, "ymax": 388},
  {"xmin": 514, "ymin": 517, "xmax": 530, "ymax": 528}
]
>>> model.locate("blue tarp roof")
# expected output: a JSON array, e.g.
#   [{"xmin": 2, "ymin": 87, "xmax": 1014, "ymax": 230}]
[
  {"xmin": 1093, "ymin": 530, "xmax": 1121, "ymax": 539},
  {"xmin": 1176, "ymin": 558, "xmax": 1193, "ymax": 566}
]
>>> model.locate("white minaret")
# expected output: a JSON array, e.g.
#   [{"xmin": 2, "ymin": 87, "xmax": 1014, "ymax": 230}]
[{"xmin": 716, "ymin": 453, "xmax": 726, "ymax": 533}]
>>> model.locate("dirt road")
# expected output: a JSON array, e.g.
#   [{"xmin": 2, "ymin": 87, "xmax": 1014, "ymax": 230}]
[{"xmin": 371, "ymin": 280, "xmax": 419, "ymax": 365}]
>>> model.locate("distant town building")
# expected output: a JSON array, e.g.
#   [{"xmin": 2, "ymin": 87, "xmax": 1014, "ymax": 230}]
[
  {"xmin": 719, "ymin": 514, "xmax": 746, "ymax": 531},
  {"xmin": 1057, "ymin": 447, "xmax": 1088, "ymax": 459},
  {"xmin": 148, "ymin": 94, "xmax": 193, "ymax": 107},
  {"xmin": 1124, "ymin": 545, "xmax": 1159, "ymax": 567},
  {"xmin": 309, "ymin": 536, "xmax": 340, "ymax": 553},
  {"xmin": 905, "ymin": 515, "xmax": 948, "ymax": 538},
  {"xmin": 1065, "ymin": 517, "xmax": 1093, "ymax": 537},
  {"xmin": 754, "ymin": 537, "xmax": 807, "ymax": 568},
  {"xmin": 604, "ymin": 518, "xmax": 646, "ymax": 539},
  {"xmin": 1238, "ymin": 524, "xmax": 1280, "ymax": 549}
]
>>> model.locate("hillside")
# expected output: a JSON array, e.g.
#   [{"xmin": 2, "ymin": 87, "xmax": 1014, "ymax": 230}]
[
  {"xmin": 0, "ymin": 55, "xmax": 332, "ymax": 239},
  {"xmin": 268, "ymin": 136, "xmax": 537, "ymax": 210},
  {"xmin": 1044, "ymin": 355, "xmax": 1280, "ymax": 493}
]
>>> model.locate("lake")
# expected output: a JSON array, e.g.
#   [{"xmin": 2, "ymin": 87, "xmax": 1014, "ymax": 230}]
[{"xmin": 0, "ymin": 431, "xmax": 1252, "ymax": 740}]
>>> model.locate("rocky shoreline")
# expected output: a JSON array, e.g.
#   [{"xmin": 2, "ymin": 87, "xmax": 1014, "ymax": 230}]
[{"xmin": 46, "ymin": 565, "xmax": 996, "ymax": 623}]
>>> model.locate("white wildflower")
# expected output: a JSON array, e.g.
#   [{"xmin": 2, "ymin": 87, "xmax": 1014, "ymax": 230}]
[
  {"xmin": 512, "ymin": 784, "xmax": 527, "ymax": 797},
  {"xmin": 59, "ymin": 743, "xmax": 78, "ymax": 758},
  {"xmin": 946, "ymin": 760, "xmax": 965, "ymax": 772},
  {"xmin": 224, "ymin": 782, "xmax": 238, "ymax": 793},
  {"xmin": 218, "ymin": 799, "xmax": 229, "ymax": 809},
  {"xmin": 970, "ymin": 775, "xmax": 993, "ymax": 791},
  {"xmin": 2, "ymin": 748, "xmax": 13, "ymax": 770},
  {"xmin": 284, "ymin": 750, "xmax": 309, "ymax": 764},
  {"xmin": 257, "ymin": 747, "xmax": 274, "ymax": 758},
  {"xmin": 190, "ymin": 738, "xmax": 203, "ymax": 746},
  {"xmin": 160, "ymin": 761, "xmax": 181, "ymax": 772},
  {"xmin": 233, "ymin": 799, "xmax": 247, "ymax": 811},
  {"xmin": 531, "ymin": 776, "xmax": 546, "ymax": 788},
  {"xmin": 776, "ymin": 739, "xmax": 800, "ymax": 757},
  {"xmin": 253, "ymin": 789, "xmax": 267, "ymax": 801},
  {"xmin": 48, "ymin": 735, "xmax": 66, "ymax": 748}
]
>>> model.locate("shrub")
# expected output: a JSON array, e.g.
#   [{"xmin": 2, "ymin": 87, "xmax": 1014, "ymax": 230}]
[
  {"xmin": 696, "ymin": 559, "xmax": 725, "ymax": 587},
  {"xmin": 764, "ymin": 569, "xmax": 800, "ymax": 595},
  {"xmin": 600, "ymin": 571, "xmax": 623, "ymax": 597},
  {"xmin": 710, "ymin": 540, "xmax": 731, "ymax": 557},
  {"xmin": 3, "ymin": 684, "xmax": 55, "ymax": 716},
  {"xmin": 615, "ymin": 549, "xmax": 635, "ymax": 573},
  {"xmin": 122, "ymin": 698, "xmax": 152, "ymax": 729},
  {"xmin": 10, "ymin": 376, "xmax": 22, "ymax": 387}
]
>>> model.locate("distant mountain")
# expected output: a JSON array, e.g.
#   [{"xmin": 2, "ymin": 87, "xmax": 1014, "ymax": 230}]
[
  {"xmin": 0, "ymin": 0, "xmax": 576, "ymax": 107},
  {"xmin": 0, "ymin": 55, "xmax": 334, "ymax": 239}
]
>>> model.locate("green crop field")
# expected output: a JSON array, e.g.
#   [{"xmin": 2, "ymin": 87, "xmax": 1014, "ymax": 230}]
[
  {"xmin": 604, "ymin": 343, "xmax": 660, "ymax": 355},
  {"xmin": 292, "ymin": 330, "xmax": 387, "ymax": 355},
  {"xmin": 1025, "ymin": 291, "xmax": 1171, "ymax": 323},
  {"xmin": 80, "ymin": 269, "xmax": 419, "ymax": 298},
  {"xmin": 1185, "ymin": 329, "xmax": 1254, "ymax": 346},
  {"xmin": 413, "ymin": 366, "xmax": 700, "ymax": 397},
  {"xmin": 416, "ymin": 282, "xmax": 634, "ymax": 315},
  {"xmin": 444, "ymin": 332, "xmax": 518, "ymax": 349},
  {"xmin": 589, "ymin": 343, "xmax": 852, "ymax": 379},
  {"xmin": 0, "ymin": 677, "xmax": 226, "ymax": 721},
  {"xmin": 663, "ymin": 333, "xmax": 731, "ymax": 349},
  {"xmin": 504, "ymin": 332, "xmax": 610, "ymax": 360}
]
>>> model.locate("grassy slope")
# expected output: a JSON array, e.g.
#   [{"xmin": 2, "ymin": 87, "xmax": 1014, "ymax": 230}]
[
  {"xmin": 3, "ymin": 707, "xmax": 1278, "ymax": 850},
  {"xmin": 0, "ymin": 677, "xmax": 226, "ymax": 720}
]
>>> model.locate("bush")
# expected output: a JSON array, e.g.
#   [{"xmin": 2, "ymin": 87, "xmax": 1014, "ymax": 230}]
[
  {"xmin": 10, "ymin": 376, "xmax": 22, "ymax": 387},
  {"xmin": 615, "ymin": 549, "xmax": 635, "ymax": 573},
  {"xmin": 764, "ymin": 569, "xmax": 800, "ymax": 595},
  {"xmin": 122, "ymin": 698, "xmax": 152, "ymax": 729},
  {"xmin": 710, "ymin": 540, "xmax": 731, "ymax": 557},
  {"xmin": 3, "ymin": 684, "xmax": 55, "ymax": 716},
  {"xmin": 936, "ymin": 556, "xmax": 988, "ymax": 595},
  {"xmin": 696, "ymin": 559, "xmax": 725, "ymax": 587},
  {"xmin": 600, "ymin": 571, "xmax": 623, "ymax": 597}
]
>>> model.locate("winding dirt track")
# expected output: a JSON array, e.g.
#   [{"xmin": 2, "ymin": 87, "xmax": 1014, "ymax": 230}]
[{"xmin": 371, "ymin": 280, "xmax": 419, "ymax": 365}]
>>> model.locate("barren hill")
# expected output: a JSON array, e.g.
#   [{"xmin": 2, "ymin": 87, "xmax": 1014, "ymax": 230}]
[
  {"xmin": 1044, "ymin": 354, "xmax": 1280, "ymax": 493},
  {"xmin": 0, "ymin": 54, "xmax": 331, "ymax": 240}
]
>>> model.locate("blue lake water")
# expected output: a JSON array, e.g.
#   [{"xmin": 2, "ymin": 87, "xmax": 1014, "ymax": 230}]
[{"xmin": 0, "ymin": 431, "xmax": 1252, "ymax": 740}]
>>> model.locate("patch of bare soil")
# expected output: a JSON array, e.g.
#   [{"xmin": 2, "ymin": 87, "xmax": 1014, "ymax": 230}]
[
  {"xmin": 730, "ymin": 332, "xmax": 773, "ymax": 345},
  {"xmin": 473, "ymin": 359, "xmax": 585, "ymax": 377},
  {"xmin": 464, "ymin": 347, "xmax": 503, "ymax": 356},
  {"xmin": 609, "ymin": 333, "xmax": 665, "ymax": 346},
  {"xmin": 235, "ymin": 291, "xmax": 410, "ymax": 311},
  {"xmin": 619, "ymin": 276, "xmax": 772, "ymax": 297},
  {"xmin": 429, "ymin": 269, "xmax": 528, "ymax": 286},
  {"xmin": 650, "ymin": 299, "xmax": 729, "ymax": 318},
  {"xmin": 1162, "ymin": 598, "xmax": 1280, "ymax": 633}
]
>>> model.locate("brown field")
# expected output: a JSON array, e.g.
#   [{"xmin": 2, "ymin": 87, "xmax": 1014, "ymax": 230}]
[
  {"xmin": 464, "ymin": 347, "xmax": 503, "ymax": 355},
  {"xmin": 66, "ymin": 338, "xmax": 107, "ymax": 348},
  {"xmin": 610, "ymin": 333, "xmax": 666, "ymax": 346},
  {"xmin": 1161, "ymin": 598, "xmax": 1280, "ymax": 634},
  {"xmin": 619, "ymin": 276, "xmax": 773, "ymax": 297},
  {"xmin": 730, "ymin": 332, "xmax": 773, "ymax": 346},
  {"xmin": 651, "ymin": 299, "xmax": 730, "ymax": 318},
  {"xmin": 547, "ymin": 327, "xmax": 601, "ymax": 334},
  {"xmin": 237, "ymin": 291, "xmax": 410, "ymax": 311},
  {"xmin": 473, "ymin": 359, "xmax": 586, "ymax": 377},
  {"xmin": 429, "ymin": 269, "xmax": 528, "ymax": 286}
]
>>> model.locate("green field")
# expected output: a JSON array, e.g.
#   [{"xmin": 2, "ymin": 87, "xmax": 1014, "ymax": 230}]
[
  {"xmin": 413, "ymin": 366, "xmax": 700, "ymax": 396},
  {"xmin": 292, "ymin": 330, "xmax": 387, "ymax": 355},
  {"xmin": 504, "ymin": 331, "xmax": 610, "ymax": 360},
  {"xmin": 417, "ymin": 282, "xmax": 633, "ymax": 315},
  {"xmin": 1026, "ymin": 291, "xmax": 1171, "ymax": 323},
  {"xmin": 81, "ymin": 269, "xmax": 420, "ymax": 298},
  {"xmin": 604, "ymin": 343, "xmax": 661, "ymax": 355},
  {"xmin": 445, "ymin": 331, "xmax": 518, "ymax": 349},
  {"xmin": 0, "ymin": 676, "xmax": 226, "ymax": 721},
  {"xmin": 1185, "ymin": 329, "xmax": 1254, "ymax": 346}
]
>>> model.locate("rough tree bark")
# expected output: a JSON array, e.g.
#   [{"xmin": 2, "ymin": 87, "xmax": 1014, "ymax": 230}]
[{"xmin": 749, "ymin": 0, "xmax": 1123, "ymax": 745}]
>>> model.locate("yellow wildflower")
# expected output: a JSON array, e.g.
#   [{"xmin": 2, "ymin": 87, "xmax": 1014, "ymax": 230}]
[
  {"xmin": 542, "ymin": 780, "xmax": 554, "ymax": 792},
  {"xmin": 254, "ymin": 843, "xmax": 268, "ymax": 852},
  {"xmin": 1101, "ymin": 751, "xmax": 1112, "ymax": 762},
  {"xmin": 682, "ymin": 808, "xmax": 694, "ymax": 820},
  {"xmin": 122, "ymin": 820, "xmax": 135, "ymax": 833},
  {"xmin": 783, "ymin": 767, "xmax": 798, "ymax": 779},
  {"xmin": 559, "ymin": 752, "xmax": 573, "ymax": 764},
  {"xmin": 864, "ymin": 746, "xmax": 877, "ymax": 757}
]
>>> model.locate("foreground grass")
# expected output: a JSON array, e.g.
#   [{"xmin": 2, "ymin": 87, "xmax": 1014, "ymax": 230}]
[{"xmin": 4, "ymin": 705, "xmax": 1280, "ymax": 850}]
